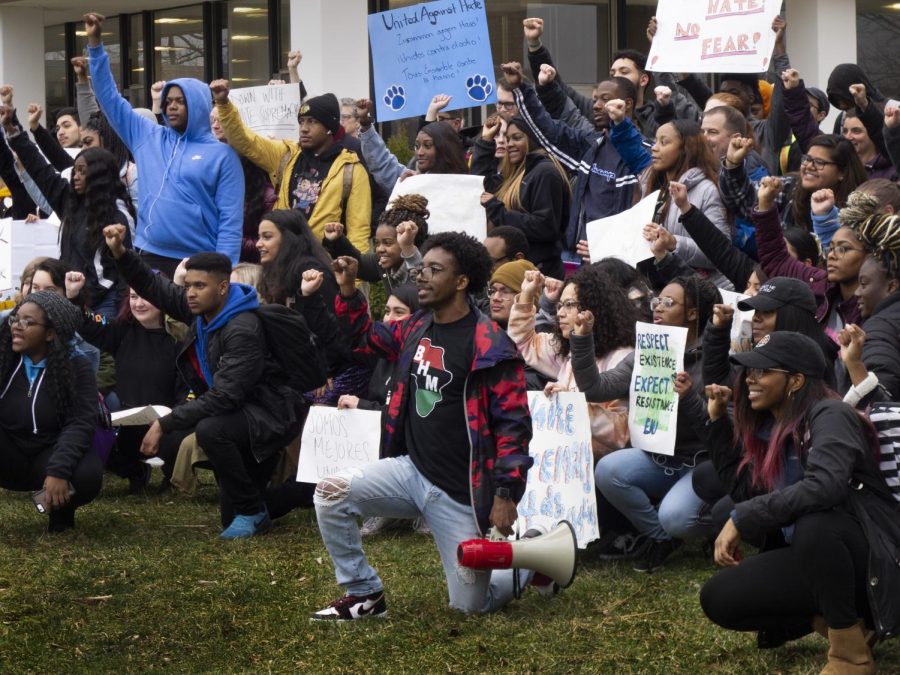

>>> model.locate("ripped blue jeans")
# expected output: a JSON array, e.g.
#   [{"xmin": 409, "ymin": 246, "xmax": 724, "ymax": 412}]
[{"xmin": 314, "ymin": 455, "xmax": 527, "ymax": 614}]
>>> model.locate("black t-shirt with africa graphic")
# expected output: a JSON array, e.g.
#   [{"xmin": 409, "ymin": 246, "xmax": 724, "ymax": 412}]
[{"xmin": 404, "ymin": 311, "xmax": 477, "ymax": 505}]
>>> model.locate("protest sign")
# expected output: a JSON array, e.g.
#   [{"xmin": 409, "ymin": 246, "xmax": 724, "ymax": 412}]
[
  {"xmin": 517, "ymin": 392, "xmax": 599, "ymax": 548},
  {"xmin": 628, "ymin": 322, "xmax": 688, "ymax": 456},
  {"xmin": 587, "ymin": 190, "xmax": 660, "ymax": 265},
  {"xmin": 0, "ymin": 219, "xmax": 60, "ymax": 294},
  {"xmin": 296, "ymin": 407, "xmax": 382, "ymax": 483},
  {"xmin": 718, "ymin": 287, "xmax": 754, "ymax": 353},
  {"xmin": 647, "ymin": 0, "xmax": 783, "ymax": 73},
  {"xmin": 388, "ymin": 173, "xmax": 487, "ymax": 240},
  {"xmin": 228, "ymin": 84, "xmax": 302, "ymax": 140},
  {"xmin": 368, "ymin": 0, "xmax": 497, "ymax": 122}
]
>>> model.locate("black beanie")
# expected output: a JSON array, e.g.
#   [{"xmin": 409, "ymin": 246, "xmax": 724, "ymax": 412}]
[
  {"xmin": 22, "ymin": 291, "xmax": 81, "ymax": 343},
  {"xmin": 298, "ymin": 93, "xmax": 341, "ymax": 135}
]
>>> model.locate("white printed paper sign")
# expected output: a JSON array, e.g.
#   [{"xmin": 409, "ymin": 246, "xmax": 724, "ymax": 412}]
[
  {"xmin": 388, "ymin": 173, "xmax": 487, "ymax": 240},
  {"xmin": 647, "ymin": 0, "xmax": 783, "ymax": 74},
  {"xmin": 717, "ymin": 288, "xmax": 754, "ymax": 353},
  {"xmin": 296, "ymin": 407, "xmax": 382, "ymax": 483},
  {"xmin": 0, "ymin": 219, "xmax": 61, "ymax": 294},
  {"xmin": 587, "ymin": 190, "xmax": 660, "ymax": 266},
  {"xmin": 228, "ymin": 84, "xmax": 302, "ymax": 140},
  {"xmin": 628, "ymin": 322, "xmax": 688, "ymax": 456},
  {"xmin": 517, "ymin": 392, "xmax": 599, "ymax": 548}
]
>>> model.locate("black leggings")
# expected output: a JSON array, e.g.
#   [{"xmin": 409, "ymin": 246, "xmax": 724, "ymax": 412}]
[
  {"xmin": 110, "ymin": 425, "xmax": 187, "ymax": 481},
  {"xmin": 0, "ymin": 428, "xmax": 103, "ymax": 514},
  {"xmin": 700, "ymin": 510, "xmax": 870, "ymax": 632}
]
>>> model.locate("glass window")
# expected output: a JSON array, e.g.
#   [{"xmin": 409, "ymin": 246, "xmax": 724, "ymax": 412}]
[
  {"xmin": 857, "ymin": 0, "xmax": 900, "ymax": 98},
  {"xmin": 154, "ymin": 5, "xmax": 205, "ymax": 82},
  {"xmin": 622, "ymin": 0, "xmax": 656, "ymax": 62},
  {"xmin": 126, "ymin": 14, "xmax": 146, "ymax": 108},
  {"xmin": 44, "ymin": 25, "xmax": 67, "ymax": 115},
  {"xmin": 224, "ymin": 1, "xmax": 270, "ymax": 86},
  {"xmin": 80, "ymin": 18, "xmax": 121, "ymax": 91},
  {"xmin": 280, "ymin": 0, "xmax": 292, "ymax": 79}
]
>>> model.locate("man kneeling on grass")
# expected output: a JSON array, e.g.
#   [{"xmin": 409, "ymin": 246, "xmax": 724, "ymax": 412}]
[
  {"xmin": 102, "ymin": 224, "xmax": 305, "ymax": 539},
  {"xmin": 311, "ymin": 232, "xmax": 538, "ymax": 621}
]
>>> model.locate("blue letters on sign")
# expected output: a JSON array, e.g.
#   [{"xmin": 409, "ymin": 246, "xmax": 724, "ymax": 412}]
[{"xmin": 367, "ymin": 0, "xmax": 497, "ymax": 122}]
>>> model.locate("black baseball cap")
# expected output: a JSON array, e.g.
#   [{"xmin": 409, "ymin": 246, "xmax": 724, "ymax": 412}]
[
  {"xmin": 737, "ymin": 277, "xmax": 817, "ymax": 315},
  {"xmin": 729, "ymin": 331, "xmax": 826, "ymax": 377}
]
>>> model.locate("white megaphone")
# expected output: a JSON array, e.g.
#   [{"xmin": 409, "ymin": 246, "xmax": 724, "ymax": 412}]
[{"xmin": 456, "ymin": 521, "xmax": 578, "ymax": 589}]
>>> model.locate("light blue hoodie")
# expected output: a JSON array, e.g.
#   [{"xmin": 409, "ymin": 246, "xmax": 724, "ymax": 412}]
[{"xmin": 88, "ymin": 43, "xmax": 244, "ymax": 263}]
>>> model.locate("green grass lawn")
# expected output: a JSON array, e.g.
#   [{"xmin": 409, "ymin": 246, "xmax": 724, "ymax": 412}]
[{"xmin": 0, "ymin": 476, "xmax": 897, "ymax": 674}]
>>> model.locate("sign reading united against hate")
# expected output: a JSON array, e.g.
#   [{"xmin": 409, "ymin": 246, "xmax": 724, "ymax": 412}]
[
  {"xmin": 517, "ymin": 392, "xmax": 599, "ymax": 549},
  {"xmin": 628, "ymin": 322, "xmax": 688, "ymax": 457},
  {"xmin": 296, "ymin": 407, "xmax": 382, "ymax": 483},
  {"xmin": 647, "ymin": 0, "xmax": 783, "ymax": 73},
  {"xmin": 228, "ymin": 84, "xmax": 302, "ymax": 140},
  {"xmin": 368, "ymin": 0, "xmax": 497, "ymax": 122}
]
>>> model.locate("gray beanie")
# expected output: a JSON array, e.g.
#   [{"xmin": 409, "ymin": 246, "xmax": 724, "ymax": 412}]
[{"xmin": 22, "ymin": 291, "xmax": 82, "ymax": 343}]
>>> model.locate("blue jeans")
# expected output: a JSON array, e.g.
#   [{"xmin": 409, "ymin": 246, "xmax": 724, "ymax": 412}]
[
  {"xmin": 594, "ymin": 448, "xmax": 711, "ymax": 542},
  {"xmin": 314, "ymin": 455, "xmax": 528, "ymax": 614}
]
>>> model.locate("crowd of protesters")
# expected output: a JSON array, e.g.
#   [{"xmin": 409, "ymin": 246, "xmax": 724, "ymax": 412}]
[{"xmin": 0, "ymin": 9, "xmax": 897, "ymax": 673}]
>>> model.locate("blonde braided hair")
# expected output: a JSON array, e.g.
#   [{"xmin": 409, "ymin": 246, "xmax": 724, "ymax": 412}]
[{"xmin": 856, "ymin": 213, "xmax": 900, "ymax": 279}]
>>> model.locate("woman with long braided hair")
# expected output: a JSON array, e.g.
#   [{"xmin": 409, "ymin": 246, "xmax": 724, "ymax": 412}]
[
  {"xmin": 322, "ymin": 193, "xmax": 430, "ymax": 296},
  {"xmin": 0, "ymin": 291, "xmax": 102, "ymax": 532},
  {"xmin": 838, "ymin": 212, "xmax": 900, "ymax": 406}
]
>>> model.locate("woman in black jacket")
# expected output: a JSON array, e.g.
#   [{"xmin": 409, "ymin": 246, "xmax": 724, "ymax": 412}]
[
  {"xmin": 256, "ymin": 209, "xmax": 364, "ymax": 405},
  {"xmin": 839, "ymin": 212, "xmax": 900, "ymax": 407},
  {"xmin": 700, "ymin": 332, "xmax": 887, "ymax": 671},
  {"xmin": 0, "ymin": 291, "xmax": 102, "ymax": 532},
  {"xmin": 1, "ymin": 109, "xmax": 133, "ymax": 318},
  {"xmin": 480, "ymin": 117, "xmax": 570, "ymax": 279},
  {"xmin": 65, "ymin": 270, "xmax": 185, "ymax": 489}
]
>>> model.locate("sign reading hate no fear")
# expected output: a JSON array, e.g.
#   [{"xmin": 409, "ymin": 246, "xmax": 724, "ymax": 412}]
[
  {"xmin": 368, "ymin": 0, "xmax": 496, "ymax": 122},
  {"xmin": 647, "ymin": 0, "xmax": 783, "ymax": 73}
]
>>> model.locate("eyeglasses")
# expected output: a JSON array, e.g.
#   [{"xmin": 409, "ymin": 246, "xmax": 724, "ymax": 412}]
[
  {"xmin": 650, "ymin": 297, "xmax": 681, "ymax": 310},
  {"xmin": 409, "ymin": 265, "xmax": 446, "ymax": 281},
  {"xmin": 826, "ymin": 243, "xmax": 865, "ymax": 258},
  {"xmin": 554, "ymin": 300, "xmax": 581, "ymax": 313},
  {"xmin": 496, "ymin": 101, "xmax": 516, "ymax": 110},
  {"xmin": 7, "ymin": 315, "xmax": 46, "ymax": 329},
  {"xmin": 799, "ymin": 154, "xmax": 837, "ymax": 170},
  {"xmin": 488, "ymin": 286, "xmax": 515, "ymax": 298},
  {"xmin": 339, "ymin": 113, "xmax": 357, "ymax": 121},
  {"xmin": 746, "ymin": 367, "xmax": 791, "ymax": 380}
]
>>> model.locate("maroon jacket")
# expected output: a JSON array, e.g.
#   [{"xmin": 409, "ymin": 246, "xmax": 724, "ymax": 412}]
[
  {"xmin": 753, "ymin": 205, "xmax": 861, "ymax": 331},
  {"xmin": 336, "ymin": 291, "xmax": 533, "ymax": 535}
]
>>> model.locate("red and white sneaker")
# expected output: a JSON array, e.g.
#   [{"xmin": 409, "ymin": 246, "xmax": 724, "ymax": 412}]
[{"xmin": 309, "ymin": 592, "xmax": 387, "ymax": 622}]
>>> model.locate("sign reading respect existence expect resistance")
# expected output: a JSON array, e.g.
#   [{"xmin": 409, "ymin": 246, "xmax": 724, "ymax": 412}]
[
  {"xmin": 647, "ymin": 0, "xmax": 783, "ymax": 73},
  {"xmin": 368, "ymin": 0, "xmax": 497, "ymax": 122}
]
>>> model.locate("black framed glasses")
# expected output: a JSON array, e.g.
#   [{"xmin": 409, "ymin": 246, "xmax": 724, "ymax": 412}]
[{"xmin": 799, "ymin": 154, "xmax": 837, "ymax": 170}]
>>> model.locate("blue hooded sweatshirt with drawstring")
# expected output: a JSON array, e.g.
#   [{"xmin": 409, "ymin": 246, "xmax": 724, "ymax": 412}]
[
  {"xmin": 193, "ymin": 283, "xmax": 260, "ymax": 386},
  {"xmin": 89, "ymin": 43, "xmax": 244, "ymax": 264}
]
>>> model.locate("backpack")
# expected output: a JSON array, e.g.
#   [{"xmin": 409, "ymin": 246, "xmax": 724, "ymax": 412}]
[
  {"xmin": 869, "ymin": 401, "xmax": 900, "ymax": 503},
  {"xmin": 255, "ymin": 304, "xmax": 327, "ymax": 395}
]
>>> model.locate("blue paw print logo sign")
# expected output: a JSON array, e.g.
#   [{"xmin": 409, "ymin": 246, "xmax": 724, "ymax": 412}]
[
  {"xmin": 367, "ymin": 0, "xmax": 497, "ymax": 122},
  {"xmin": 384, "ymin": 85, "xmax": 406, "ymax": 112},
  {"xmin": 465, "ymin": 75, "xmax": 493, "ymax": 102}
]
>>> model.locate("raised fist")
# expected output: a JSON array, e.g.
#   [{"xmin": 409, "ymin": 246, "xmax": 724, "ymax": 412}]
[{"xmin": 209, "ymin": 79, "xmax": 230, "ymax": 105}]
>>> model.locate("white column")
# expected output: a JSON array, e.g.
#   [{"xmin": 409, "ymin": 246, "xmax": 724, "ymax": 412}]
[
  {"xmin": 290, "ymin": 0, "xmax": 370, "ymax": 100},
  {"xmin": 786, "ymin": 0, "xmax": 857, "ymax": 131},
  {"xmin": 0, "ymin": 8, "xmax": 46, "ymax": 114}
]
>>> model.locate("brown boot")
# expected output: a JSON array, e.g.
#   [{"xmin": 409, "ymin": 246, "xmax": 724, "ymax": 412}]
[{"xmin": 820, "ymin": 621, "xmax": 876, "ymax": 675}]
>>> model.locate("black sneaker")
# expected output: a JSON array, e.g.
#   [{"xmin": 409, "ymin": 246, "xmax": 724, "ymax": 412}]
[
  {"xmin": 632, "ymin": 538, "xmax": 682, "ymax": 573},
  {"xmin": 310, "ymin": 592, "xmax": 387, "ymax": 622},
  {"xmin": 599, "ymin": 532, "xmax": 651, "ymax": 560},
  {"xmin": 47, "ymin": 507, "xmax": 75, "ymax": 534}
]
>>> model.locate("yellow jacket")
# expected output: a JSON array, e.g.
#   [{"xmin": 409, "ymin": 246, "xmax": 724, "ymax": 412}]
[{"xmin": 217, "ymin": 101, "xmax": 371, "ymax": 253}]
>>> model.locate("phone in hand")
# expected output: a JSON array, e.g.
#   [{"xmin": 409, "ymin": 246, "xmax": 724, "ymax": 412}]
[{"xmin": 31, "ymin": 483, "xmax": 76, "ymax": 513}]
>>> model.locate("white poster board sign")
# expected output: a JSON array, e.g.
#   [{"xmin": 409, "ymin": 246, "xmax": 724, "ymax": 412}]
[
  {"xmin": 296, "ymin": 406, "xmax": 382, "ymax": 483},
  {"xmin": 0, "ymin": 219, "xmax": 61, "ymax": 294},
  {"xmin": 517, "ymin": 391, "xmax": 599, "ymax": 549},
  {"xmin": 718, "ymin": 288, "xmax": 754, "ymax": 353},
  {"xmin": 587, "ymin": 190, "xmax": 660, "ymax": 265},
  {"xmin": 628, "ymin": 322, "xmax": 688, "ymax": 456},
  {"xmin": 388, "ymin": 173, "xmax": 487, "ymax": 241},
  {"xmin": 228, "ymin": 84, "xmax": 302, "ymax": 140},
  {"xmin": 647, "ymin": 0, "xmax": 782, "ymax": 74}
]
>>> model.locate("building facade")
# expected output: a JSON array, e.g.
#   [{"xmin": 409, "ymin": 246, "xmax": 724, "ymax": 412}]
[{"xmin": 0, "ymin": 0, "xmax": 896, "ymax": 129}]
